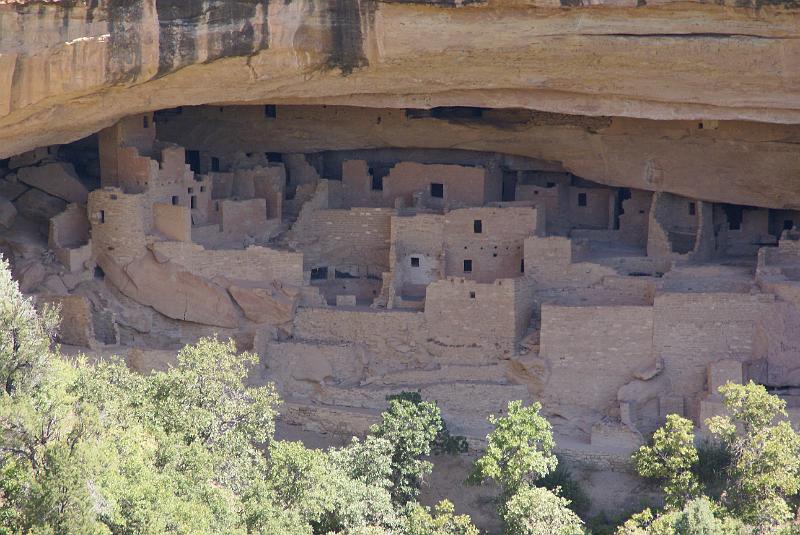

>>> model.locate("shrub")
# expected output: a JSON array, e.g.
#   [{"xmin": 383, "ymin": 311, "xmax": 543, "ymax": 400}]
[
  {"xmin": 632, "ymin": 414, "xmax": 700, "ymax": 509},
  {"xmin": 706, "ymin": 381, "xmax": 800, "ymax": 528},
  {"xmin": 503, "ymin": 484, "xmax": 586, "ymax": 535}
]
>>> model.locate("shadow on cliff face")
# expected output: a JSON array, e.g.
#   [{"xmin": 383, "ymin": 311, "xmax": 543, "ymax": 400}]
[
  {"xmin": 155, "ymin": 0, "xmax": 270, "ymax": 76},
  {"xmin": 324, "ymin": 0, "xmax": 369, "ymax": 75},
  {"xmin": 103, "ymin": 0, "xmax": 496, "ymax": 83},
  {"xmin": 106, "ymin": 0, "xmax": 145, "ymax": 83}
]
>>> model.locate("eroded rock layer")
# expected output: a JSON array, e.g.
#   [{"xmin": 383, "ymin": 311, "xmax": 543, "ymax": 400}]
[{"xmin": 1, "ymin": 0, "xmax": 799, "ymax": 155}]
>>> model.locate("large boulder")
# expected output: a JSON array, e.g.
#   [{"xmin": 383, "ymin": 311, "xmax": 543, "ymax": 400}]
[
  {"xmin": 17, "ymin": 261, "xmax": 45, "ymax": 293},
  {"xmin": 0, "ymin": 177, "xmax": 29, "ymax": 201},
  {"xmin": 14, "ymin": 189, "xmax": 67, "ymax": 223},
  {"xmin": 17, "ymin": 162, "xmax": 88, "ymax": 204},
  {"xmin": 0, "ymin": 196, "xmax": 16, "ymax": 229},
  {"xmin": 98, "ymin": 252, "xmax": 239, "ymax": 329},
  {"xmin": 8, "ymin": 147, "xmax": 58, "ymax": 170},
  {"xmin": 228, "ymin": 282, "xmax": 300, "ymax": 325}
]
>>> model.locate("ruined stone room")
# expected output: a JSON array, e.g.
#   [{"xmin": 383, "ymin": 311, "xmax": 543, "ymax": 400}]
[{"xmin": 2, "ymin": 0, "xmax": 800, "ymax": 533}]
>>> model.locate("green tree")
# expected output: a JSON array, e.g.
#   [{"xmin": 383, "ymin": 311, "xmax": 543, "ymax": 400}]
[
  {"xmin": 0, "ymin": 256, "xmax": 58, "ymax": 395},
  {"xmin": 0, "ymin": 257, "xmax": 477, "ymax": 534},
  {"xmin": 384, "ymin": 392, "xmax": 468, "ymax": 455},
  {"xmin": 370, "ymin": 397, "xmax": 443, "ymax": 504},
  {"xmin": 502, "ymin": 484, "xmax": 586, "ymax": 535},
  {"xmin": 615, "ymin": 497, "xmax": 747, "ymax": 535},
  {"xmin": 403, "ymin": 500, "xmax": 479, "ymax": 535},
  {"xmin": 0, "ymin": 258, "xmax": 111, "ymax": 533},
  {"xmin": 0, "ymin": 259, "xmax": 272, "ymax": 534},
  {"xmin": 469, "ymin": 400, "xmax": 557, "ymax": 502},
  {"xmin": 265, "ymin": 438, "xmax": 400, "ymax": 534},
  {"xmin": 146, "ymin": 337, "xmax": 280, "ymax": 491},
  {"xmin": 706, "ymin": 381, "xmax": 800, "ymax": 528},
  {"xmin": 633, "ymin": 414, "xmax": 701, "ymax": 509}
]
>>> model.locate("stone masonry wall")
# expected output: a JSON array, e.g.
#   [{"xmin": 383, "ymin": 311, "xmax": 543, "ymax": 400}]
[
  {"xmin": 87, "ymin": 188, "xmax": 147, "ymax": 265},
  {"xmin": 653, "ymin": 292, "xmax": 775, "ymax": 419},
  {"xmin": 384, "ymin": 162, "xmax": 495, "ymax": 208},
  {"xmin": 424, "ymin": 277, "xmax": 523, "ymax": 349},
  {"xmin": 293, "ymin": 207, "xmax": 394, "ymax": 274},
  {"xmin": 568, "ymin": 187, "xmax": 613, "ymax": 230},
  {"xmin": 540, "ymin": 305, "xmax": 655, "ymax": 414},
  {"xmin": 152, "ymin": 241, "xmax": 304, "ymax": 286},
  {"xmin": 390, "ymin": 213, "xmax": 445, "ymax": 298},
  {"xmin": 523, "ymin": 236, "xmax": 617, "ymax": 289},
  {"xmin": 443, "ymin": 206, "xmax": 536, "ymax": 283}
]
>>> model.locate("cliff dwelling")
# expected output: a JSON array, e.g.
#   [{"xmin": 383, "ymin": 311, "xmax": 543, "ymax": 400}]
[
  {"xmin": 3, "ymin": 102, "xmax": 800, "ymax": 515},
  {"xmin": 2, "ymin": 0, "xmax": 800, "ymax": 527}
]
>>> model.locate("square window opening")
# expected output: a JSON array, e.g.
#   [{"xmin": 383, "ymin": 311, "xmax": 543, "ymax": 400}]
[
  {"xmin": 463, "ymin": 259, "xmax": 473, "ymax": 273},
  {"xmin": 469, "ymin": 291, "xmax": 476, "ymax": 299},
  {"xmin": 310, "ymin": 266, "xmax": 328, "ymax": 280},
  {"xmin": 410, "ymin": 257, "xmax": 420, "ymax": 267},
  {"xmin": 430, "ymin": 183, "xmax": 444, "ymax": 199},
  {"xmin": 264, "ymin": 105, "xmax": 277, "ymax": 118}
]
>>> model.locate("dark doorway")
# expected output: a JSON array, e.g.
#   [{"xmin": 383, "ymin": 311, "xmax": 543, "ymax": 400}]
[{"xmin": 185, "ymin": 150, "xmax": 201, "ymax": 173}]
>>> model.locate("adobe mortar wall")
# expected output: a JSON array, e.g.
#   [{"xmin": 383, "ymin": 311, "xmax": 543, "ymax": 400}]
[
  {"xmin": 152, "ymin": 203, "xmax": 190, "ymax": 242},
  {"xmin": 49, "ymin": 203, "xmax": 89, "ymax": 249},
  {"xmin": 342, "ymin": 160, "xmax": 387, "ymax": 208},
  {"xmin": 568, "ymin": 187, "xmax": 613, "ymax": 230},
  {"xmin": 221, "ymin": 198, "xmax": 268, "ymax": 236}
]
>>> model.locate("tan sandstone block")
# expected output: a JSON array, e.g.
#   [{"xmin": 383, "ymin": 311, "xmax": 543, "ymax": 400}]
[{"xmin": 229, "ymin": 283, "xmax": 299, "ymax": 325}]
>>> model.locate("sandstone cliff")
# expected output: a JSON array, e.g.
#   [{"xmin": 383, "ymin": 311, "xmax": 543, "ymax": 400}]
[{"xmin": 2, "ymin": 0, "xmax": 799, "ymax": 145}]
